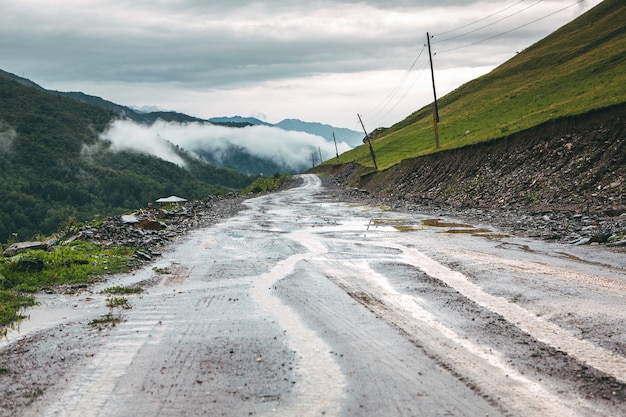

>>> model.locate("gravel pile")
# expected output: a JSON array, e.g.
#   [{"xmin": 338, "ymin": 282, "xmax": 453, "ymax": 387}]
[{"xmin": 72, "ymin": 193, "xmax": 248, "ymax": 259}]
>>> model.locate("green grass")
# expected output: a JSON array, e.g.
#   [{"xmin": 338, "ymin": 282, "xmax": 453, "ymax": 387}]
[
  {"xmin": 88, "ymin": 313, "xmax": 123, "ymax": 328},
  {"xmin": 0, "ymin": 241, "xmax": 134, "ymax": 292},
  {"xmin": 326, "ymin": 0, "xmax": 626, "ymax": 171},
  {"xmin": 0, "ymin": 290, "xmax": 35, "ymax": 335},
  {"xmin": 243, "ymin": 173, "xmax": 292, "ymax": 193},
  {"xmin": 0, "ymin": 240, "xmax": 136, "ymax": 333},
  {"xmin": 102, "ymin": 285, "xmax": 143, "ymax": 295},
  {"xmin": 105, "ymin": 296, "xmax": 131, "ymax": 309}
]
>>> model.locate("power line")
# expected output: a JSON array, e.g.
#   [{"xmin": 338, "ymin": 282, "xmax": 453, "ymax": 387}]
[
  {"xmin": 368, "ymin": 60, "xmax": 430, "ymax": 127},
  {"xmin": 360, "ymin": 45, "xmax": 429, "ymax": 129},
  {"xmin": 435, "ymin": 0, "xmax": 544, "ymax": 43},
  {"xmin": 362, "ymin": 45, "xmax": 427, "ymax": 123},
  {"xmin": 435, "ymin": 0, "xmax": 585, "ymax": 54},
  {"xmin": 434, "ymin": 0, "xmax": 526, "ymax": 37}
]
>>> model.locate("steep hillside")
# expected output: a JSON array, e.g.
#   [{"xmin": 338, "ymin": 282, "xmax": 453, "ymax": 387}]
[
  {"xmin": 329, "ymin": 0, "xmax": 625, "ymax": 170},
  {"xmin": 312, "ymin": 0, "xmax": 625, "ymax": 224},
  {"xmin": 321, "ymin": 103, "xmax": 625, "ymax": 212},
  {"xmin": 0, "ymin": 74, "xmax": 253, "ymax": 241}
]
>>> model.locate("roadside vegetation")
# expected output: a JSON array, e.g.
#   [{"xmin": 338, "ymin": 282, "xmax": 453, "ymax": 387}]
[
  {"xmin": 102, "ymin": 285, "xmax": 143, "ymax": 295},
  {"xmin": 326, "ymin": 0, "xmax": 625, "ymax": 171},
  {"xmin": 243, "ymin": 173, "xmax": 292, "ymax": 193},
  {"xmin": 0, "ymin": 240, "xmax": 135, "ymax": 334}
]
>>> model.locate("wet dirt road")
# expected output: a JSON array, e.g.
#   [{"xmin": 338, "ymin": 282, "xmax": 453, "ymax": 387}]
[{"xmin": 2, "ymin": 174, "xmax": 625, "ymax": 416}]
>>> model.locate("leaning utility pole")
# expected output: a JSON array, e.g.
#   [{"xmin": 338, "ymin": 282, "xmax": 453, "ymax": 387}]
[
  {"xmin": 332, "ymin": 132, "xmax": 339, "ymax": 160},
  {"xmin": 427, "ymin": 32, "xmax": 440, "ymax": 148},
  {"xmin": 357, "ymin": 113, "xmax": 378, "ymax": 170}
]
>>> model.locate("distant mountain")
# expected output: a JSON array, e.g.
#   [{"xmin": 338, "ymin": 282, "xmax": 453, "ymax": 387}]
[
  {"xmin": 193, "ymin": 147, "xmax": 285, "ymax": 177},
  {"xmin": 208, "ymin": 116, "xmax": 272, "ymax": 127},
  {"xmin": 0, "ymin": 69, "xmax": 45, "ymax": 90},
  {"xmin": 207, "ymin": 117, "xmax": 362, "ymax": 147},
  {"xmin": 276, "ymin": 119, "xmax": 362, "ymax": 147},
  {"xmin": 54, "ymin": 91, "xmax": 136, "ymax": 116},
  {"xmin": 0, "ymin": 71, "xmax": 254, "ymax": 240},
  {"xmin": 0, "ymin": 68, "xmax": 356, "ymax": 182}
]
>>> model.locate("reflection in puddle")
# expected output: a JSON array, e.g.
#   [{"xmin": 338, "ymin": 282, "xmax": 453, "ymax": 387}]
[
  {"xmin": 393, "ymin": 225, "xmax": 420, "ymax": 232},
  {"xmin": 441, "ymin": 228, "xmax": 492, "ymax": 234},
  {"xmin": 420, "ymin": 218, "xmax": 512, "ymax": 239},
  {"xmin": 421, "ymin": 218, "xmax": 474, "ymax": 228}
]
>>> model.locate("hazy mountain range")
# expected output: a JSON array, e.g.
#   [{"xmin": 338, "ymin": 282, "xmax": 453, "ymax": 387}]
[
  {"xmin": 0, "ymin": 68, "xmax": 359, "ymax": 239},
  {"xmin": 0, "ymin": 68, "xmax": 361, "ymax": 174}
]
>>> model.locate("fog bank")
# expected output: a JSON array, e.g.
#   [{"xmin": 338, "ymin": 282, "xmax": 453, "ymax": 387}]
[{"xmin": 99, "ymin": 119, "xmax": 351, "ymax": 172}]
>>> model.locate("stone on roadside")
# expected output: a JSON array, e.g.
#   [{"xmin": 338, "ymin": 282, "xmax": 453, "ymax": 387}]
[{"xmin": 3, "ymin": 241, "xmax": 51, "ymax": 257}]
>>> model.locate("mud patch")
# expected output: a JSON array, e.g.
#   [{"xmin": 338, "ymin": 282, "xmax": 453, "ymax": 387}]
[
  {"xmin": 421, "ymin": 218, "xmax": 474, "ymax": 228},
  {"xmin": 0, "ymin": 321, "xmax": 114, "ymax": 417}
]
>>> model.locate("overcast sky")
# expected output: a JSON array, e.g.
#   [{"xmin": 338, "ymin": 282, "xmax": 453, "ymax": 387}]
[{"xmin": 1, "ymin": 0, "xmax": 602, "ymax": 129}]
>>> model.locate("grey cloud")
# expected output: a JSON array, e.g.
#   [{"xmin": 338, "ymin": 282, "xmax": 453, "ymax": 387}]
[{"xmin": 0, "ymin": 0, "xmax": 602, "ymax": 126}]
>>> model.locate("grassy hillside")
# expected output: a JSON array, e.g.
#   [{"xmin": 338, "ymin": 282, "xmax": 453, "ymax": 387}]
[
  {"xmin": 0, "ymin": 75, "xmax": 254, "ymax": 241},
  {"xmin": 329, "ymin": 0, "xmax": 625, "ymax": 170}
]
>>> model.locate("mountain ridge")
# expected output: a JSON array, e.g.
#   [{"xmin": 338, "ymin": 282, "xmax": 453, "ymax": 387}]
[{"xmin": 0, "ymin": 72, "xmax": 254, "ymax": 240}]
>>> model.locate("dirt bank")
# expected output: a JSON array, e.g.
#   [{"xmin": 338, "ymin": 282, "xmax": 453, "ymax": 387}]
[{"xmin": 312, "ymin": 103, "xmax": 626, "ymax": 245}]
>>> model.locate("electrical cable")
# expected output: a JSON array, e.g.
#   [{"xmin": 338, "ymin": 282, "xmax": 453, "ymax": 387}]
[
  {"xmin": 434, "ymin": 0, "xmax": 526, "ymax": 37},
  {"xmin": 436, "ymin": 0, "xmax": 544, "ymax": 43},
  {"xmin": 368, "ymin": 60, "xmax": 431, "ymax": 127},
  {"xmin": 361, "ymin": 45, "xmax": 427, "ymax": 125},
  {"xmin": 435, "ymin": 0, "xmax": 585, "ymax": 54}
]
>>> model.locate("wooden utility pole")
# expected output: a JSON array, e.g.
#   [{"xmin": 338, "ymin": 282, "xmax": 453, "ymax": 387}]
[
  {"xmin": 427, "ymin": 32, "xmax": 440, "ymax": 148},
  {"xmin": 318, "ymin": 146, "xmax": 323, "ymax": 165},
  {"xmin": 357, "ymin": 114, "xmax": 378, "ymax": 170},
  {"xmin": 333, "ymin": 132, "xmax": 339, "ymax": 160}
]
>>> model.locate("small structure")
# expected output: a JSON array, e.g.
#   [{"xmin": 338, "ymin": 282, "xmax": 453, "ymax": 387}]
[{"xmin": 155, "ymin": 196, "xmax": 187, "ymax": 205}]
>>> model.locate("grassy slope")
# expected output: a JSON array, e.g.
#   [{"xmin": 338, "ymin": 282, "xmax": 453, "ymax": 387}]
[{"xmin": 330, "ymin": 0, "xmax": 625, "ymax": 170}]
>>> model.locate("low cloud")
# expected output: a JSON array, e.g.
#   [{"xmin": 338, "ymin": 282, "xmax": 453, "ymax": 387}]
[
  {"xmin": 98, "ymin": 119, "xmax": 351, "ymax": 172},
  {"xmin": 0, "ymin": 122, "xmax": 17, "ymax": 154},
  {"xmin": 99, "ymin": 120, "xmax": 188, "ymax": 166}
]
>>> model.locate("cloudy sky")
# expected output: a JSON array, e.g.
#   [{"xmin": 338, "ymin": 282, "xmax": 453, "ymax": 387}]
[{"xmin": 1, "ymin": 0, "xmax": 602, "ymax": 129}]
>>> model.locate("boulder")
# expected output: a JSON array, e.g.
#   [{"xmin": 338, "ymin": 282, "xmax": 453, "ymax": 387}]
[
  {"xmin": 137, "ymin": 219, "xmax": 166, "ymax": 231},
  {"xmin": 3, "ymin": 241, "xmax": 51, "ymax": 257},
  {"xmin": 120, "ymin": 214, "xmax": 139, "ymax": 224}
]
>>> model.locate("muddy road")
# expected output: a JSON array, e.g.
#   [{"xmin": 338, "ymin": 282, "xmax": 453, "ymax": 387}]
[{"xmin": 2, "ymin": 174, "xmax": 625, "ymax": 416}]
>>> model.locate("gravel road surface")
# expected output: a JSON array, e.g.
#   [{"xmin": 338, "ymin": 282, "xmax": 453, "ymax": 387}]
[{"xmin": 1, "ymin": 174, "xmax": 625, "ymax": 416}]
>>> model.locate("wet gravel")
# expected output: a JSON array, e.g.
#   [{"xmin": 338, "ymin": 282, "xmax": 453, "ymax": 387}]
[
  {"xmin": 1, "ymin": 175, "xmax": 624, "ymax": 417},
  {"xmin": 54, "ymin": 176, "xmax": 626, "ymax": 258},
  {"xmin": 322, "ymin": 179, "xmax": 626, "ymax": 250}
]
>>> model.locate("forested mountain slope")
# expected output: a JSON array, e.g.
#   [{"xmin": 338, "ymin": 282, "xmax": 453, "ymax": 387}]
[{"xmin": 0, "ymin": 74, "xmax": 253, "ymax": 241}]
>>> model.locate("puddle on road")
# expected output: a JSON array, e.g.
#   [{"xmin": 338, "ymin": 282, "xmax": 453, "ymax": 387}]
[
  {"xmin": 421, "ymin": 218, "xmax": 474, "ymax": 228},
  {"xmin": 441, "ymin": 228, "xmax": 493, "ymax": 234},
  {"xmin": 393, "ymin": 225, "xmax": 420, "ymax": 232},
  {"xmin": 420, "ymin": 218, "xmax": 511, "ymax": 239}
]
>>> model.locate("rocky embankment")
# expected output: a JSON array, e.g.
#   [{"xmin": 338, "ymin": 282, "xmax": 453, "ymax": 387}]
[
  {"xmin": 331, "ymin": 184, "xmax": 626, "ymax": 247},
  {"xmin": 2, "ymin": 194, "xmax": 248, "ymax": 261},
  {"xmin": 313, "ymin": 103, "xmax": 626, "ymax": 248},
  {"xmin": 80, "ymin": 194, "xmax": 249, "ymax": 260}
]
